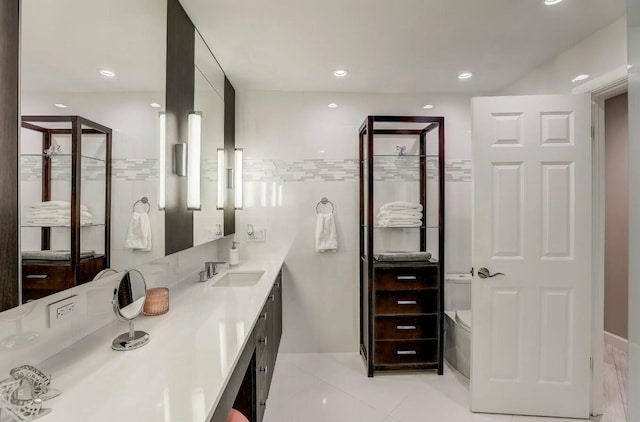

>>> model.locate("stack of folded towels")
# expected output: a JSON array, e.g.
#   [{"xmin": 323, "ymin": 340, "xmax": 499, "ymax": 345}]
[
  {"xmin": 376, "ymin": 201, "xmax": 423, "ymax": 227},
  {"xmin": 26, "ymin": 201, "xmax": 93, "ymax": 226}
]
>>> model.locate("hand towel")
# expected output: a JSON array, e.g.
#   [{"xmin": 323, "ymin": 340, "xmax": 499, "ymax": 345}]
[
  {"xmin": 125, "ymin": 211, "xmax": 152, "ymax": 251},
  {"xmin": 315, "ymin": 213, "xmax": 338, "ymax": 252},
  {"xmin": 380, "ymin": 202, "xmax": 423, "ymax": 212}
]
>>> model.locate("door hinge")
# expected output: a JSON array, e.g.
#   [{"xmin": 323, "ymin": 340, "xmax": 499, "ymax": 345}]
[
  {"xmin": 590, "ymin": 357, "xmax": 593, "ymax": 369},
  {"xmin": 591, "ymin": 125, "xmax": 595, "ymax": 141}
]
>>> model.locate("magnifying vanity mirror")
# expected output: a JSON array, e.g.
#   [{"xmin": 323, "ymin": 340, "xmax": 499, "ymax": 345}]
[{"xmin": 111, "ymin": 269, "xmax": 149, "ymax": 351}]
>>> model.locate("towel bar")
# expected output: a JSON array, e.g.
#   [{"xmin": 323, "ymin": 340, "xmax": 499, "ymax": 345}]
[
  {"xmin": 316, "ymin": 197, "xmax": 334, "ymax": 214},
  {"xmin": 133, "ymin": 197, "xmax": 150, "ymax": 213}
]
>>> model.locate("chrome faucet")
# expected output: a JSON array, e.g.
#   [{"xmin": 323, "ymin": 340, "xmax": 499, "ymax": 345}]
[{"xmin": 205, "ymin": 261, "xmax": 226, "ymax": 279}]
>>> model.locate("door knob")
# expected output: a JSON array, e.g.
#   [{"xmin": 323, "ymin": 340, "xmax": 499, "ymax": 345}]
[{"xmin": 477, "ymin": 267, "xmax": 505, "ymax": 279}]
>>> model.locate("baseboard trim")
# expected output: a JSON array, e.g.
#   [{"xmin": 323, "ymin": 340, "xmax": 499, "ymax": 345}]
[{"xmin": 604, "ymin": 330, "xmax": 628, "ymax": 352}]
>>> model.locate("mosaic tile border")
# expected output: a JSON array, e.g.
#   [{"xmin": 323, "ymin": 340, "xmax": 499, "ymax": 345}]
[
  {"xmin": 21, "ymin": 157, "xmax": 473, "ymax": 184},
  {"xmin": 244, "ymin": 158, "xmax": 472, "ymax": 183}
]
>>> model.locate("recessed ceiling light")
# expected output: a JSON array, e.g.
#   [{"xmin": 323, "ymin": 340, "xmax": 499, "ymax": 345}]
[
  {"xmin": 333, "ymin": 69, "xmax": 350, "ymax": 77},
  {"xmin": 628, "ymin": 64, "xmax": 633, "ymax": 69},
  {"xmin": 544, "ymin": 0, "xmax": 563, "ymax": 5},
  {"xmin": 328, "ymin": 103, "xmax": 338, "ymax": 108},
  {"xmin": 150, "ymin": 103, "xmax": 162, "ymax": 108},
  {"xmin": 319, "ymin": 150, "xmax": 325, "ymax": 154},
  {"xmin": 54, "ymin": 103, "xmax": 67, "ymax": 108},
  {"xmin": 571, "ymin": 74, "xmax": 590, "ymax": 83},
  {"xmin": 98, "ymin": 68, "xmax": 116, "ymax": 78},
  {"xmin": 422, "ymin": 104, "xmax": 434, "ymax": 110},
  {"xmin": 458, "ymin": 72, "xmax": 473, "ymax": 80}
]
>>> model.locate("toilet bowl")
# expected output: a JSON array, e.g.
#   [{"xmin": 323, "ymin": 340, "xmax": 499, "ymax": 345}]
[{"xmin": 444, "ymin": 273, "xmax": 472, "ymax": 378}]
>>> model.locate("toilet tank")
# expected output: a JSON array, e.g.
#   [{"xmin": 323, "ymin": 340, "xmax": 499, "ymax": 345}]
[{"xmin": 445, "ymin": 273, "xmax": 472, "ymax": 311}]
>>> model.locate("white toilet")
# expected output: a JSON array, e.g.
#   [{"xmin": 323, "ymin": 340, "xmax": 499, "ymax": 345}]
[{"xmin": 444, "ymin": 273, "xmax": 472, "ymax": 378}]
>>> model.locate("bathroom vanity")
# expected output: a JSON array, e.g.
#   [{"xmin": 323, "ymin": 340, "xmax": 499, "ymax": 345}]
[{"xmin": 33, "ymin": 261, "xmax": 283, "ymax": 422}]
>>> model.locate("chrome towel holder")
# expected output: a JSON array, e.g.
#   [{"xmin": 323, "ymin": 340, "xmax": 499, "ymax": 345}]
[
  {"xmin": 316, "ymin": 197, "xmax": 334, "ymax": 214},
  {"xmin": 133, "ymin": 197, "xmax": 150, "ymax": 213}
]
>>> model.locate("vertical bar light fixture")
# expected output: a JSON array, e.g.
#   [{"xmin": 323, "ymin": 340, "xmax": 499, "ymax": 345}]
[
  {"xmin": 187, "ymin": 111, "xmax": 202, "ymax": 210},
  {"xmin": 158, "ymin": 112, "xmax": 166, "ymax": 210},
  {"xmin": 217, "ymin": 148, "xmax": 225, "ymax": 209},
  {"xmin": 234, "ymin": 148, "xmax": 243, "ymax": 209}
]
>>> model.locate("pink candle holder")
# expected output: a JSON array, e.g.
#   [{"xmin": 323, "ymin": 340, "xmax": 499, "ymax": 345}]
[{"xmin": 143, "ymin": 287, "xmax": 169, "ymax": 316}]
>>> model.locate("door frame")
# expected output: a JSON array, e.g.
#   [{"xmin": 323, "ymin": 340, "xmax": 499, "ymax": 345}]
[{"xmin": 573, "ymin": 64, "xmax": 628, "ymax": 416}]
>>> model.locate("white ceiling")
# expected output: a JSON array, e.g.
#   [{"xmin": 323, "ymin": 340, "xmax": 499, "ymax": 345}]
[
  {"xmin": 180, "ymin": 0, "xmax": 626, "ymax": 94},
  {"xmin": 21, "ymin": 0, "xmax": 166, "ymax": 92}
]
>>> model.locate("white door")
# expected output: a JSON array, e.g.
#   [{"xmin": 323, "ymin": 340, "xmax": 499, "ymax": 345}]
[{"xmin": 471, "ymin": 94, "xmax": 592, "ymax": 418}]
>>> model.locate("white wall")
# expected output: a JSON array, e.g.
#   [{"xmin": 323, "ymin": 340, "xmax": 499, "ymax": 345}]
[
  {"xmin": 235, "ymin": 90, "xmax": 472, "ymax": 352},
  {"xmin": 626, "ymin": 3, "xmax": 639, "ymax": 420},
  {"xmin": 501, "ymin": 17, "xmax": 627, "ymax": 95}
]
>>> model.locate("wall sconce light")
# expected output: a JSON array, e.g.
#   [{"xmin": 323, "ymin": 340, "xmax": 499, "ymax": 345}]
[
  {"xmin": 234, "ymin": 148, "xmax": 243, "ymax": 209},
  {"xmin": 217, "ymin": 148, "xmax": 225, "ymax": 209},
  {"xmin": 187, "ymin": 111, "xmax": 202, "ymax": 210},
  {"xmin": 158, "ymin": 112, "xmax": 166, "ymax": 210},
  {"xmin": 173, "ymin": 143, "xmax": 187, "ymax": 176}
]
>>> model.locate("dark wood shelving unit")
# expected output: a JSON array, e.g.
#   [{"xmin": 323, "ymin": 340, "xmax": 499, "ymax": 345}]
[
  {"xmin": 359, "ymin": 115, "xmax": 445, "ymax": 377},
  {"xmin": 20, "ymin": 115, "xmax": 111, "ymax": 302}
]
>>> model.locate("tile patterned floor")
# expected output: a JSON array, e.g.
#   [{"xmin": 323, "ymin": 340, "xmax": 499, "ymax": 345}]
[{"xmin": 263, "ymin": 352, "xmax": 627, "ymax": 422}]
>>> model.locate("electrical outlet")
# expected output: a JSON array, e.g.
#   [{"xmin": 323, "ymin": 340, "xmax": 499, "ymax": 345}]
[
  {"xmin": 48, "ymin": 295, "xmax": 77, "ymax": 328},
  {"xmin": 247, "ymin": 227, "xmax": 266, "ymax": 242}
]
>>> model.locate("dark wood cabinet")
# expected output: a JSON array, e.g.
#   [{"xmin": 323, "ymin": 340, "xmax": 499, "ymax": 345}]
[
  {"xmin": 210, "ymin": 271, "xmax": 283, "ymax": 422},
  {"xmin": 20, "ymin": 115, "xmax": 111, "ymax": 303},
  {"xmin": 359, "ymin": 116, "xmax": 445, "ymax": 376}
]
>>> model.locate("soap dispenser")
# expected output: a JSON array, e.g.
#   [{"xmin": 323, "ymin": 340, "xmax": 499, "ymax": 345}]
[{"xmin": 229, "ymin": 241, "xmax": 240, "ymax": 267}]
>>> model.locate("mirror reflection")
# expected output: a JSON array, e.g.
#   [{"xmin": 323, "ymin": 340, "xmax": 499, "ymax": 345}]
[
  {"xmin": 193, "ymin": 32, "xmax": 225, "ymax": 245},
  {"xmin": 16, "ymin": 0, "xmax": 167, "ymax": 307}
]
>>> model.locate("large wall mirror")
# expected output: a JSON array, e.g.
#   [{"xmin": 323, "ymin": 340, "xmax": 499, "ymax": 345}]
[
  {"xmin": 17, "ymin": 0, "xmax": 167, "ymax": 304},
  {"xmin": 193, "ymin": 32, "xmax": 226, "ymax": 245}
]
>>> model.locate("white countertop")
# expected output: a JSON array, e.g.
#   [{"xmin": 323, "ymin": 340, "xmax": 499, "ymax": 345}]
[{"xmin": 28, "ymin": 260, "xmax": 283, "ymax": 422}]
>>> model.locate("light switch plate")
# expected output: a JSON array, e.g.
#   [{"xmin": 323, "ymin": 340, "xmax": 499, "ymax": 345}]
[{"xmin": 47, "ymin": 295, "xmax": 78, "ymax": 328}]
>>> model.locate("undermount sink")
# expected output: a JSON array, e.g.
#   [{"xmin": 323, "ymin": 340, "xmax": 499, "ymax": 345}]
[{"xmin": 212, "ymin": 270, "xmax": 265, "ymax": 287}]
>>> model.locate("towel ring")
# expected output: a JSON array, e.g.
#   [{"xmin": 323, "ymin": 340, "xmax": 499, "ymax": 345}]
[
  {"xmin": 316, "ymin": 197, "xmax": 334, "ymax": 214},
  {"xmin": 133, "ymin": 197, "xmax": 150, "ymax": 213}
]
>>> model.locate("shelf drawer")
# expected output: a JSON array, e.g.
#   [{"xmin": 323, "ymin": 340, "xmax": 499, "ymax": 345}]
[
  {"xmin": 375, "ymin": 315, "xmax": 437, "ymax": 340},
  {"xmin": 22, "ymin": 263, "xmax": 73, "ymax": 291},
  {"xmin": 375, "ymin": 290, "xmax": 437, "ymax": 315},
  {"xmin": 374, "ymin": 266, "xmax": 438, "ymax": 291},
  {"xmin": 374, "ymin": 339, "xmax": 438, "ymax": 365}
]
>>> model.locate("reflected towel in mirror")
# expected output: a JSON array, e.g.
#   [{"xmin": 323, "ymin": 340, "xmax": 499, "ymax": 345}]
[{"xmin": 125, "ymin": 211, "xmax": 152, "ymax": 251}]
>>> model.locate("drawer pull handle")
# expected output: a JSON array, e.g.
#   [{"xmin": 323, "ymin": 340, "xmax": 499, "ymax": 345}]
[
  {"xmin": 26, "ymin": 275, "xmax": 47, "ymax": 279},
  {"xmin": 260, "ymin": 337, "xmax": 268, "ymax": 346},
  {"xmin": 270, "ymin": 295, "xmax": 275, "ymax": 301},
  {"xmin": 397, "ymin": 350, "xmax": 417, "ymax": 355},
  {"xmin": 260, "ymin": 312, "xmax": 267, "ymax": 320},
  {"xmin": 397, "ymin": 300, "xmax": 417, "ymax": 305},
  {"xmin": 397, "ymin": 275, "xmax": 417, "ymax": 280},
  {"xmin": 396, "ymin": 325, "xmax": 417, "ymax": 330},
  {"xmin": 261, "ymin": 366, "xmax": 268, "ymax": 374}
]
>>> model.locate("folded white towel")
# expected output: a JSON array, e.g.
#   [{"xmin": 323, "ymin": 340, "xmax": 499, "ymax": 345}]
[
  {"xmin": 378, "ymin": 220, "xmax": 422, "ymax": 228},
  {"xmin": 28, "ymin": 201, "xmax": 89, "ymax": 212},
  {"xmin": 315, "ymin": 213, "xmax": 338, "ymax": 252},
  {"xmin": 126, "ymin": 211, "xmax": 152, "ymax": 251},
  {"xmin": 27, "ymin": 210, "xmax": 93, "ymax": 219},
  {"xmin": 380, "ymin": 202, "xmax": 423, "ymax": 212},
  {"xmin": 377, "ymin": 210, "xmax": 423, "ymax": 219}
]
